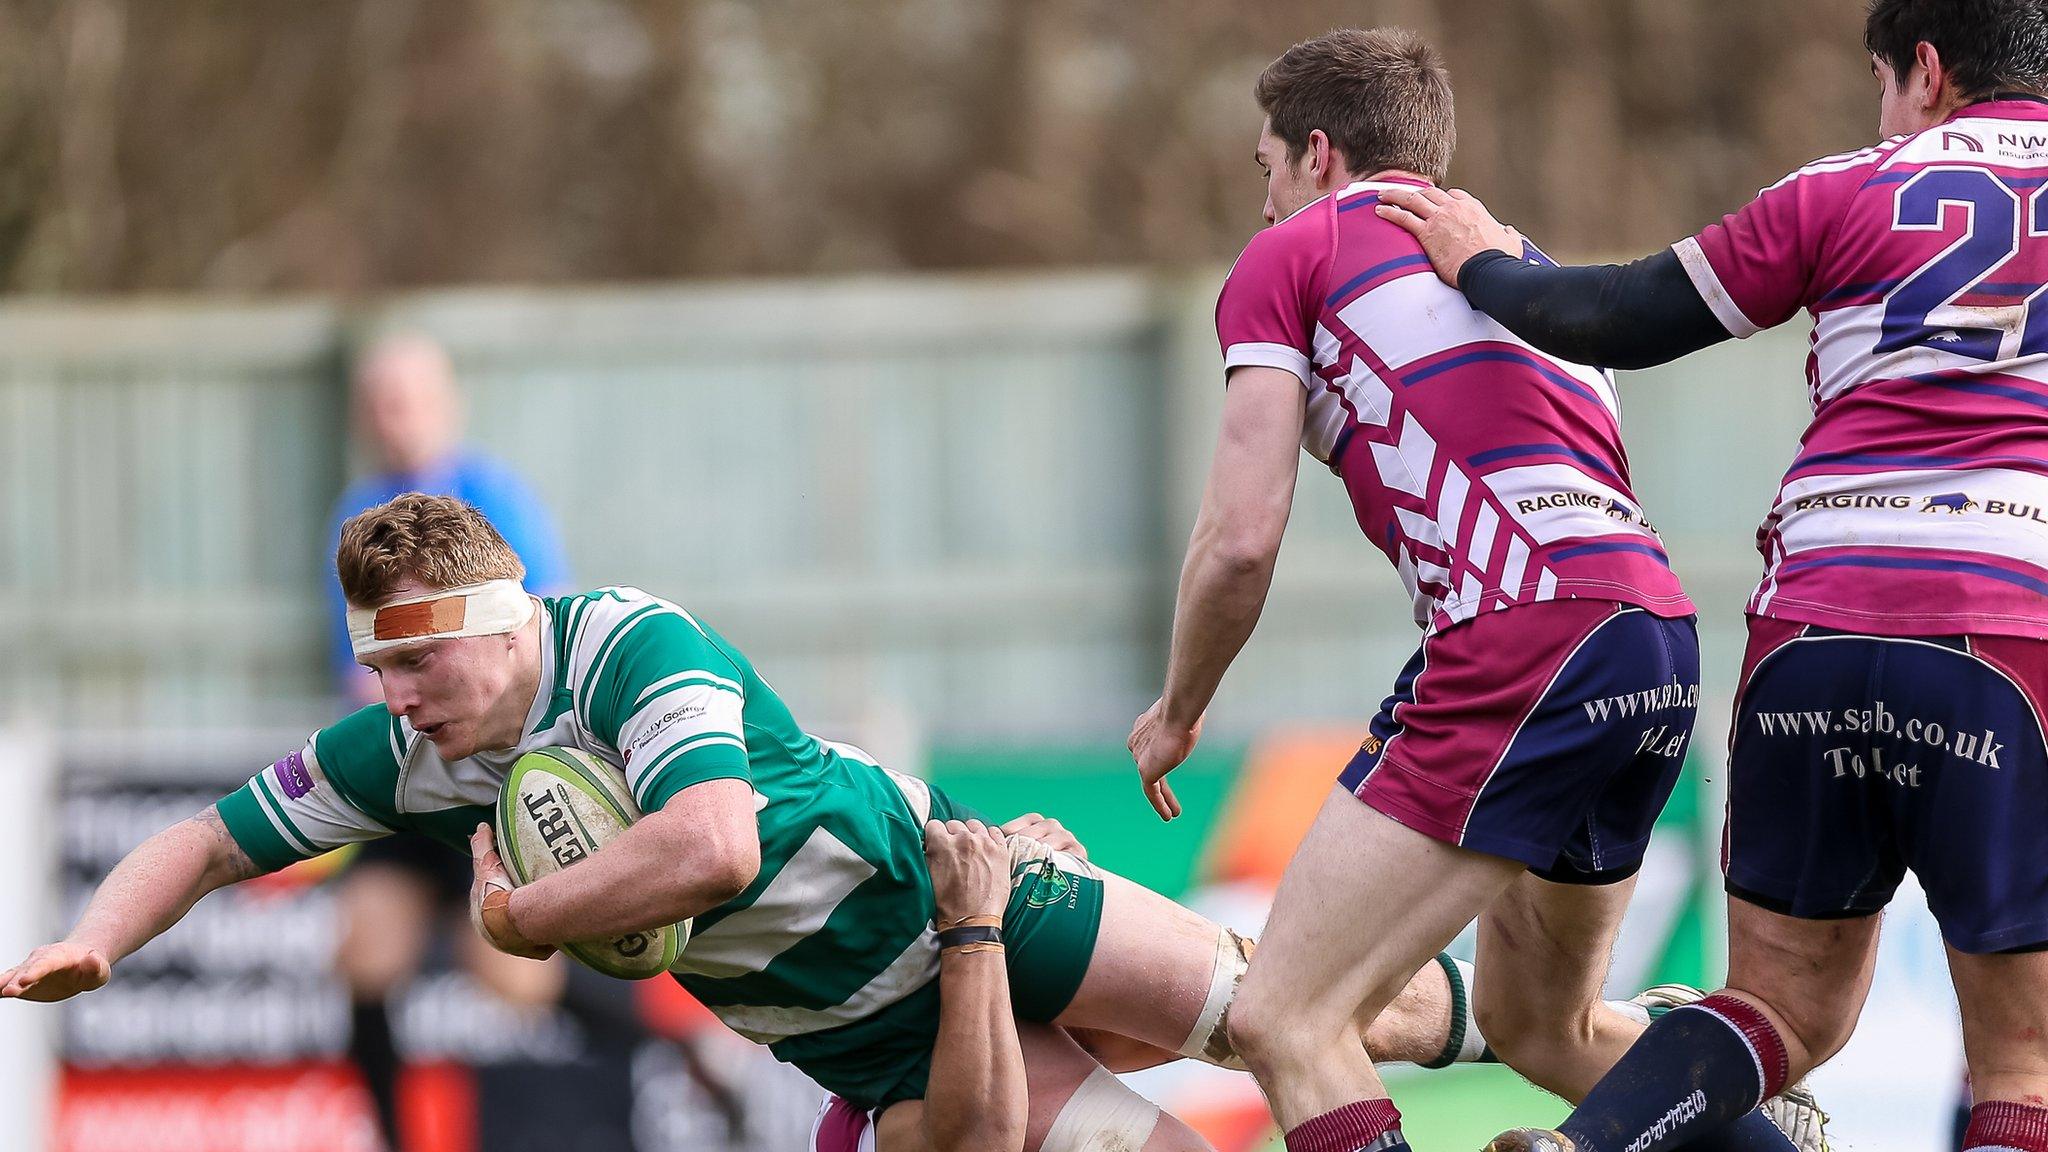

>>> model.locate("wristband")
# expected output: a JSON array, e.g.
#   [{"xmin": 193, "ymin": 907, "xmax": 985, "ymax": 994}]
[{"xmin": 937, "ymin": 923, "xmax": 1003, "ymax": 952}]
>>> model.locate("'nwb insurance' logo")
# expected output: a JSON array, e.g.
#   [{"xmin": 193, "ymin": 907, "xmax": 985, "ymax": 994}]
[{"xmin": 1943, "ymin": 131, "xmax": 1985, "ymax": 152}]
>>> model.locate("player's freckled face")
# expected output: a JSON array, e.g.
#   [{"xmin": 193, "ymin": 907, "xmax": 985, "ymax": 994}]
[{"xmin": 358, "ymin": 581, "xmax": 543, "ymax": 759}]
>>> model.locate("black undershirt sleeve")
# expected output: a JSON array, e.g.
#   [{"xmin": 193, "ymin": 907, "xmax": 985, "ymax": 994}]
[{"xmin": 1455, "ymin": 247, "xmax": 1734, "ymax": 371}]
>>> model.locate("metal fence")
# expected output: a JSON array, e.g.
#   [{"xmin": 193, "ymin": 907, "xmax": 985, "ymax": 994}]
[
  {"xmin": 0, "ymin": 273, "xmax": 1815, "ymax": 742},
  {"xmin": 0, "ymin": 300, "xmax": 343, "ymax": 730}
]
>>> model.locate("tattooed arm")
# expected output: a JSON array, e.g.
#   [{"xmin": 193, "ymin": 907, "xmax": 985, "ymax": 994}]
[{"xmin": 1, "ymin": 806, "xmax": 268, "ymax": 1002}]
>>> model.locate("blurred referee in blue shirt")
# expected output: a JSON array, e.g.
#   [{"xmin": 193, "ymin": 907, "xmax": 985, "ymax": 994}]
[{"xmin": 327, "ymin": 332, "xmax": 570, "ymax": 705}]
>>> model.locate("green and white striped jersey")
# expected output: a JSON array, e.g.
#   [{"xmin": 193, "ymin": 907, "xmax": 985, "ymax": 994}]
[{"xmin": 217, "ymin": 586, "xmax": 943, "ymax": 1054}]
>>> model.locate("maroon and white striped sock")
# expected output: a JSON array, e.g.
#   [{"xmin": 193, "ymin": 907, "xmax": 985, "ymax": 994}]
[
  {"xmin": 1965, "ymin": 1101, "xmax": 2048, "ymax": 1152},
  {"xmin": 1285, "ymin": 1099, "xmax": 1409, "ymax": 1152}
]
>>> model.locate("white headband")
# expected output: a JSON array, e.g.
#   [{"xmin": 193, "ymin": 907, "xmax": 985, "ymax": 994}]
[{"xmin": 347, "ymin": 579, "xmax": 535, "ymax": 659}]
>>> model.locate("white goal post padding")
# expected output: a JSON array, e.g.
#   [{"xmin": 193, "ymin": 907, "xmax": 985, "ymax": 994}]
[{"xmin": 0, "ymin": 725, "xmax": 56, "ymax": 1152}]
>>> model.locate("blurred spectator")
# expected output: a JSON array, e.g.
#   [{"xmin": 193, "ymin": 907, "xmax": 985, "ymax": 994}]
[{"xmin": 327, "ymin": 333, "xmax": 571, "ymax": 705}]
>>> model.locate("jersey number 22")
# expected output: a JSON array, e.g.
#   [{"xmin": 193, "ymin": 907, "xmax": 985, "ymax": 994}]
[{"xmin": 1879, "ymin": 167, "xmax": 2048, "ymax": 362}]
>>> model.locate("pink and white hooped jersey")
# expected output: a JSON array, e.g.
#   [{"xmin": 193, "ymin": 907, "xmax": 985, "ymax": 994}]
[
  {"xmin": 1676, "ymin": 96, "xmax": 2048, "ymax": 638},
  {"xmin": 1217, "ymin": 177, "xmax": 1693, "ymax": 633}
]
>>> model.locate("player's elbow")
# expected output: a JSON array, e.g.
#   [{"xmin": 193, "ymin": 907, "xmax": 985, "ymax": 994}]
[
  {"xmin": 694, "ymin": 838, "xmax": 759, "ymax": 905},
  {"xmin": 677, "ymin": 829, "xmax": 759, "ymax": 910},
  {"xmin": 185, "ymin": 815, "xmax": 260, "ymax": 891},
  {"xmin": 642, "ymin": 859, "xmax": 753, "ymax": 927},
  {"xmin": 1209, "ymin": 533, "xmax": 1279, "ymax": 582},
  {"xmin": 638, "ymin": 808, "xmax": 759, "ymax": 919},
  {"xmin": 1196, "ymin": 503, "xmax": 1285, "ymax": 581}
]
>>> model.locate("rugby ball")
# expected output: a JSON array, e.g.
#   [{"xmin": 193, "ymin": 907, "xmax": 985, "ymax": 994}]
[{"xmin": 495, "ymin": 746, "xmax": 690, "ymax": 980}]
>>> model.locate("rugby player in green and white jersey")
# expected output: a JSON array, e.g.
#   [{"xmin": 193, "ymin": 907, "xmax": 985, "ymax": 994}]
[{"xmin": 3, "ymin": 494, "xmax": 1502, "ymax": 1152}]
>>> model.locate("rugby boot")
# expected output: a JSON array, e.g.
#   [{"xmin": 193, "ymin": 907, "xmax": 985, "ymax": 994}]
[{"xmin": 1484, "ymin": 1128, "xmax": 1579, "ymax": 1152}]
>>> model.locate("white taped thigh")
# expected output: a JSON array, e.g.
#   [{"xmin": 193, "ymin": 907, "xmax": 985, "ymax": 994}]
[
  {"xmin": 1040, "ymin": 1066, "xmax": 1162, "ymax": 1152},
  {"xmin": 1175, "ymin": 926, "xmax": 1254, "ymax": 1071}
]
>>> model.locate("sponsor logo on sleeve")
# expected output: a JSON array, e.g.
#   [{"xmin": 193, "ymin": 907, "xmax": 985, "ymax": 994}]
[
  {"xmin": 272, "ymin": 751, "xmax": 315, "ymax": 799},
  {"xmin": 628, "ymin": 702, "xmax": 709, "ymax": 754}
]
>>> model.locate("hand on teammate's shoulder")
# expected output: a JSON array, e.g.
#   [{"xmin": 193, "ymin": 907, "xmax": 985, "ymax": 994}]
[{"xmin": 1374, "ymin": 185, "xmax": 1522, "ymax": 287}]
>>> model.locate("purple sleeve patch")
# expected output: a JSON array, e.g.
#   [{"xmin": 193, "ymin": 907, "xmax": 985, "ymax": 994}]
[{"xmin": 272, "ymin": 751, "xmax": 315, "ymax": 799}]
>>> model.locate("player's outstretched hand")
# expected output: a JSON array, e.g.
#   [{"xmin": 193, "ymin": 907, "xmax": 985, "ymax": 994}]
[
  {"xmin": 0, "ymin": 941, "xmax": 111, "ymax": 1003},
  {"xmin": 1373, "ymin": 186, "xmax": 1522, "ymax": 288},
  {"xmin": 925, "ymin": 819, "xmax": 1010, "ymax": 923},
  {"xmin": 1129, "ymin": 698, "xmax": 1202, "ymax": 822},
  {"xmin": 999, "ymin": 813, "xmax": 1087, "ymax": 860},
  {"xmin": 468, "ymin": 824, "xmax": 555, "ymax": 961}
]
